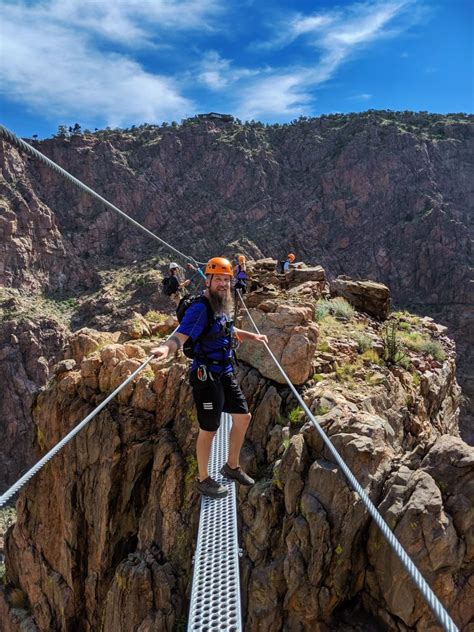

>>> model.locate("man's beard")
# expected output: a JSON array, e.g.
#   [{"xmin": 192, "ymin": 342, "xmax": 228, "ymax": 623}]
[{"xmin": 208, "ymin": 286, "xmax": 234, "ymax": 317}]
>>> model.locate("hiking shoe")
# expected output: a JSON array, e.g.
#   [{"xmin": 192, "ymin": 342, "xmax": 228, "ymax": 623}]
[
  {"xmin": 220, "ymin": 463, "xmax": 255, "ymax": 486},
  {"xmin": 197, "ymin": 477, "xmax": 228, "ymax": 499}
]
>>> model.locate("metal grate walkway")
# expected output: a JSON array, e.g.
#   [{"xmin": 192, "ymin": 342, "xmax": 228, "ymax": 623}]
[{"xmin": 187, "ymin": 413, "xmax": 243, "ymax": 632}]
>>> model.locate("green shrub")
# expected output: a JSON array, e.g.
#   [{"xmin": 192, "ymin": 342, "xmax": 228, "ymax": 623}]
[
  {"xmin": 397, "ymin": 321, "xmax": 411, "ymax": 331},
  {"xmin": 315, "ymin": 297, "xmax": 354, "ymax": 321},
  {"xmin": 420, "ymin": 340, "xmax": 446, "ymax": 362},
  {"xmin": 184, "ymin": 455, "xmax": 198, "ymax": 485},
  {"xmin": 331, "ymin": 297, "xmax": 354, "ymax": 320},
  {"xmin": 315, "ymin": 299, "xmax": 332, "ymax": 321},
  {"xmin": 361, "ymin": 349, "xmax": 382, "ymax": 365},
  {"xmin": 400, "ymin": 331, "xmax": 425, "ymax": 349},
  {"xmin": 312, "ymin": 373, "xmax": 324, "ymax": 383},
  {"xmin": 382, "ymin": 320, "xmax": 410, "ymax": 368},
  {"xmin": 399, "ymin": 331, "xmax": 445, "ymax": 362},
  {"xmin": 288, "ymin": 406, "xmax": 304, "ymax": 424},
  {"xmin": 144, "ymin": 310, "xmax": 166, "ymax": 323},
  {"xmin": 314, "ymin": 403, "xmax": 329, "ymax": 416},
  {"xmin": 317, "ymin": 339, "xmax": 330, "ymax": 353},
  {"xmin": 352, "ymin": 332, "xmax": 373, "ymax": 353},
  {"xmin": 335, "ymin": 360, "xmax": 359, "ymax": 381}
]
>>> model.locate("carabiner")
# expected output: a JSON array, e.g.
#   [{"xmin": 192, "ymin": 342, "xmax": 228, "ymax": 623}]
[{"xmin": 197, "ymin": 365, "xmax": 208, "ymax": 382}]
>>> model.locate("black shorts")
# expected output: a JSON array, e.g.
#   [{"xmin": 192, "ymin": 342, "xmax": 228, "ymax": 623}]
[{"xmin": 189, "ymin": 369, "xmax": 249, "ymax": 432}]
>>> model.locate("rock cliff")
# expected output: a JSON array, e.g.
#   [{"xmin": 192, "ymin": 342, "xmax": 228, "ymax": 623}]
[
  {"xmin": 1, "ymin": 271, "xmax": 472, "ymax": 631},
  {"xmin": 1, "ymin": 111, "xmax": 472, "ymax": 458}
]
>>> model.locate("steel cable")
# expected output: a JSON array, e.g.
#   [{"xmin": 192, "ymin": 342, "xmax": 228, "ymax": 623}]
[
  {"xmin": 0, "ymin": 124, "xmax": 202, "ymax": 269},
  {"xmin": 237, "ymin": 290, "xmax": 458, "ymax": 632}
]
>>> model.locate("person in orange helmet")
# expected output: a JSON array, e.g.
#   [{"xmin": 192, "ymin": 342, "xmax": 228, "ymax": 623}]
[
  {"xmin": 152, "ymin": 257, "xmax": 267, "ymax": 499},
  {"xmin": 278, "ymin": 252, "xmax": 296, "ymax": 273},
  {"xmin": 233, "ymin": 254, "xmax": 248, "ymax": 299}
]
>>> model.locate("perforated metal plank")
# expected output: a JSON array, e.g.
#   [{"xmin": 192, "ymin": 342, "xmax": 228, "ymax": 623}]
[{"xmin": 188, "ymin": 413, "xmax": 242, "ymax": 632}]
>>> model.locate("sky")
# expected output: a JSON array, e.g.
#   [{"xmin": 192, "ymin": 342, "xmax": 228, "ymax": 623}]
[{"xmin": 0, "ymin": 0, "xmax": 472, "ymax": 139}]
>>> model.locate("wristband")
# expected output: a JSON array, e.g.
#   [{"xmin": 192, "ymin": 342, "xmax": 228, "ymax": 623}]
[{"xmin": 168, "ymin": 334, "xmax": 182, "ymax": 351}]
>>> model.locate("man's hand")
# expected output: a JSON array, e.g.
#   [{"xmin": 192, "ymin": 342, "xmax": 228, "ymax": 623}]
[
  {"xmin": 151, "ymin": 333, "xmax": 187, "ymax": 361},
  {"xmin": 234, "ymin": 328, "xmax": 268, "ymax": 345},
  {"xmin": 181, "ymin": 279, "xmax": 191, "ymax": 287},
  {"xmin": 151, "ymin": 345, "xmax": 170, "ymax": 361}
]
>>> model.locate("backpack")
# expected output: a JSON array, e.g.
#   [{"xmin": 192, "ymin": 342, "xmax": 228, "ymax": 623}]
[
  {"xmin": 162, "ymin": 275, "xmax": 179, "ymax": 296},
  {"xmin": 176, "ymin": 295, "xmax": 215, "ymax": 359}
]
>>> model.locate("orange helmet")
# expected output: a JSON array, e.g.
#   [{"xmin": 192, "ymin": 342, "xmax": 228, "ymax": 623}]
[
  {"xmin": 287, "ymin": 253, "xmax": 296, "ymax": 262},
  {"xmin": 205, "ymin": 257, "xmax": 233, "ymax": 276},
  {"xmin": 238, "ymin": 254, "xmax": 246, "ymax": 264}
]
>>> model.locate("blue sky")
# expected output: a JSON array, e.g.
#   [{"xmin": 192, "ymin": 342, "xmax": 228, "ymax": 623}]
[{"xmin": 0, "ymin": 0, "xmax": 472, "ymax": 138}]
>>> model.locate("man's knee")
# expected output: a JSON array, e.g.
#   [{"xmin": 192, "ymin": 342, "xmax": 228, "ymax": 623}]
[{"xmin": 233, "ymin": 412, "xmax": 251, "ymax": 426}]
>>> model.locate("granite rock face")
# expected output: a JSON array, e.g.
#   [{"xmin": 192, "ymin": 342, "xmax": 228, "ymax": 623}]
[
  {"xmin": 237, "ymin": 301, "xmax": 319, "ymax": 385},
  {"xmin": 1, "ymin": 112, "xmax": 472, "ymax": 439},
  {"xmin": 0, "ymin": 317, "xmax": 68, "ymax": 488},
  {"xmin": 2, "ymin": 283, "xmax": 471, "ymax": 631}
]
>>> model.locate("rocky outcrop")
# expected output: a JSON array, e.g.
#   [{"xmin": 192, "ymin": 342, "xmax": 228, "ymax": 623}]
[
  {"xmin": 4, "ymin": 342, "xmax": 195, "ymax": 632},
  {"xmin": 237, "ymin": 301, "xmax": 318, "ymax": 385},
  {"xmin": 0, "ymin": 317, "xmax": 69, "ymax": 489},
  {"xmin": 1, "ymin": 112, "xmax": 472, "ymax": 441},
  {"xmin": 2, "ymin": 281, "xmax": 471, "ymax": 631},
  {"xmin": 0, "ymin": 140, "xmax": 98, "ymax": 293},
  {"xmin": 365, "ymin": 436, "xmax": 473, "ymax": 630}
]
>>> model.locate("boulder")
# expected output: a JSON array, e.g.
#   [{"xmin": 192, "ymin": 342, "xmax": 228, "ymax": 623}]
[
  {"xmin": 65, "ymin": 328, "xmax": 120, "ymax": 364},
  {"xmin": 287, "ymin": 280, "xmax": 328, "ymax": 302},
  {"xmin": 286, "ymin": 265, "xmax": 326, "ymax": 287},
  {"xmin": 330, "ymin": 276, "xmax": 391, "ymax": 320},
  {"xmin": 237, "ymin": 301, "xmax": 318, "ymax": 384}
]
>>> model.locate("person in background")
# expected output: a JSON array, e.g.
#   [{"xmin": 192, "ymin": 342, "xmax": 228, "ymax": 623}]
[
  {"xmin": 162, "ymin": 262, "xmax": 190, "ymax": 305},
  {"xmin": 282, "ymin": 252, "xmax": 296, "ymax": 273},
  {"xmin": 233, "ymin": 254, "xmax": 248, "ymax": 299}
]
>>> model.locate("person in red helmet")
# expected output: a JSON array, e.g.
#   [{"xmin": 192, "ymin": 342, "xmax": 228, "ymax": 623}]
[{"xmin": 152, "ymin": 257, "xmax": 267, "ymax": 499}]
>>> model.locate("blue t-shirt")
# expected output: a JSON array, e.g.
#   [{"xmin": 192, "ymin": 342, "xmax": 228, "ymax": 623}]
[
  {"xmin": 235, "ymin": 265, "xmax": 247, "ymax": 280},
  {"xmin": 177, "ymin": 301, "xmax": 234, "ymax": 374}
]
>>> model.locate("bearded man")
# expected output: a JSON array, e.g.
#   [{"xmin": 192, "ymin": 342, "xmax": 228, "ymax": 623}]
[{"xmin": 151, "ymin": 257, "xmax": 267, "ymax": 499}]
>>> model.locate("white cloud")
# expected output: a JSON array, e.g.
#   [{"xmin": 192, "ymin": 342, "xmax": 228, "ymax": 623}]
[
  {"xmin": 0, "ymin": 1, "xmax": 224, "ymax": 125},
  {"xmin": 26, "ymin": 0, "xmax": 223, "ymax": 45},
  {"xmin": 197, "ymin": 51, "xmax": 259, "ymax": 90},
  {"xmin": 348, "ymin": 93, "xmax": 373, "ymax": 100},
  {"xmin": 235, "ymin": 1, "xmax": 416, "ymax": 119},
  {"xmin": 282, "ymin": 1, "xmax": 413, "ymax": 80},
  {"xmin": 235, "ymin": 70, "xmax": 315, "ymax": 120},
  {"xmin": 0, "ymin": 0, "xmax": 424, "ymax": 126}
]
